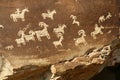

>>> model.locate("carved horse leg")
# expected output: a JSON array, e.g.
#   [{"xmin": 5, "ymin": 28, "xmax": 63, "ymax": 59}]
[
  {"xmin": 37, "ymin": 36, "xmax": 42, "ymax": 41},
  {"xmin": 13, "ymin": 18, "xmax": 17, "ymax": 22}
]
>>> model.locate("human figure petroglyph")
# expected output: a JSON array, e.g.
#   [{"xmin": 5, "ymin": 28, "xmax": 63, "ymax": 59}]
[
  {"xmin": 106, "ymin": 12, "xmax": 112, "ymax": 20},
  {"xmin": 74, "ymin": 29, "xmax": 87, "ymax": 46},
  {"xmin": 98, "ymin": 15, "xmax": 106, "ymax": 23},
  {"xmin": 53, "ymin": 24, "xmax": 67, "ymax": 36},
  {"xmin": 53, "ymin": 35, "xmax": 64, "ymax": 48},
  {"xmin": 5, "ymin": 45, "xmax": 14, "ymax": 50},
  {"xmin": 15, "ymin": 8, "xmax": 21, "ymax": 14},
  {"xmin": 35, "ymin": 24, "xmax": 50, "ymax": 41},
  {"xmin": 0, "ymin": 25, "xmax": 4, "ymax": 29},
  {"xmin": 41, "ymin": 9, "xmax": 56, "ymax": 20},
  {"xmin": 70, "ymin": 15, "xmax": 80, "ymax": 26},
  {"xmin": 91, "ymin": 24, "xmax": 104, "ymax": 39},
  {"xmin": 10, "ymin": 8, "xmax": 29, "ymax": 22}
]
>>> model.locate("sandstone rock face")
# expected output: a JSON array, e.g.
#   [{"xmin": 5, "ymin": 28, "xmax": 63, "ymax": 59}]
[{"xmin": 0, "ymin": 0, "xmax": 119, "ymax": 80}]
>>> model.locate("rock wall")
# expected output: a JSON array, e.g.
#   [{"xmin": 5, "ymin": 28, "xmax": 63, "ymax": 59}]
[{"xmin": 0, "ymin": 0, "xmax": 119, "ymax": 80}]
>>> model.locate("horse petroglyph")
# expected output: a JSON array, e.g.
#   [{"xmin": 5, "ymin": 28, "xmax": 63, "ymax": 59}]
[
  {"xmin": 53, "ymin": 24, "xmax": 67, "ymax": 37},
  {"xmin": 24, "ymin": 30, "xmax": 36, "ymax": 42},
  {"xmin": 91, "ymin": 24, "xmax": 104, "ymax": 39},
  {"xmin": 41, "ymin": 9, "xmax": 56, "ymax": 20},
  {"xmin": 74, "ymin": 29, "xmax": 87, "ymax": 46},
  {"xmin": 53, "ymin": 35, "xmax": 64, "ymax": 48},
  {"xmin": 70, "ymin": 15, "xmax": 80, "ymax": 26},
  {"xmin": 5, "ymin": 45, "xmax": 14, "ymax": 50},
  {"xmin": 10, "ymin": 8, "xmax": 29, "ymax": 22}
]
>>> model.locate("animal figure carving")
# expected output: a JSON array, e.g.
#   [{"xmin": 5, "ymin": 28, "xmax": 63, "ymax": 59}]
[
  {"xmin": 98, "ymin": 15, "xmax": 106, "ymax": 23},
  {"xmin": 5, "ymin": 45, "xmax": 14, "ymax": 50},
  {"xmin": 10, "ymin": 8, "xmax": 29, "ymax": 22},
  {"xmin": 35, "ymin": 24, "xmax": 50, "ymax": 41},
  {"xmin": 53, "ymin": 24, "xmax": 67, "ymax": 36},
  {"xmin": 70, "ymin": 15, "xmax": 80, "ymax": 26},
  {"xmin": 53, "ymin": 36, "xmax": 64, "ymax": 48},
  {"xmin": 24, "ymin": 30, "xmax": 36, "ymax": 42},
  {"xmin": 106, "ymin": 12, "xmax": 112, "ymax": 19},
  {"xmin": 15, "ymin": 36, "xmax": 26, "ymax": 47},
  {"xmin": 74, "ymin": 29, "xmax": 87, "ymax": 46},
  {"xmin": 91, "ymin": 24, "xmax": 104, "ymax": 39},
  {"xmin": 41, "ymin": 9, "xmax": 56, "ymax": 20},
  {"xmin": 39, "ymin": 22, "xmax": 48, "ymax": 28}
]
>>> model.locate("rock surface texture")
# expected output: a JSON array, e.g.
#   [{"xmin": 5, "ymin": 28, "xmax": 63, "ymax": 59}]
[{"xmin": 0, "ymin": 0, "xmax": 120, "ymax": 80}]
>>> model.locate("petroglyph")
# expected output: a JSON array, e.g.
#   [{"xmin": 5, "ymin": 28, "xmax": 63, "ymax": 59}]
[{"xmin": 10, "ymin": 8, "xmax": 29, "ymax": 22}]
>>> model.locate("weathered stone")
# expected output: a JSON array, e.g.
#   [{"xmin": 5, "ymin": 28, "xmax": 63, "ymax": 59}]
[{"xmin": 0, "ymin": 0, "xmax": 119, "ymax": 80}]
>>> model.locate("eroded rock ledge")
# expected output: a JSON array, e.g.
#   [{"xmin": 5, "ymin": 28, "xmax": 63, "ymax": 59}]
[{"xmin": 0, "ymin": 39, "xmax": 119, "ymax": 80}]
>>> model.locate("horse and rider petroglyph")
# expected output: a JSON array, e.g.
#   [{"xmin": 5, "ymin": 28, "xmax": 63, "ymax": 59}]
[
  {"xmin": 53, "ymin": 24, "xmax": 67, "ymax": 37},
  {"xmin": 70, "ymin": 15, "xmax": 80, "ymax": 26},
  {"xmin": 74, "ymin": 29, "xmax": 87, "ymax": 46},
  {"xmin": 10, "ymin": 8, "xmax": 29, "ymax": 22},
  {"xmin": 41, "ymin": 9, "xmax": 56, "ymax": 20},
  {"xmin": 91, "ymin": 24, "xmax": 104, "ymax": 39}
]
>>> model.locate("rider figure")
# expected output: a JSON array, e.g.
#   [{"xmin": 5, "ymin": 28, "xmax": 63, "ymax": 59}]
[{"xmin": 15, "ymin": 8, "xmax": 21, "ymax": 14}]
